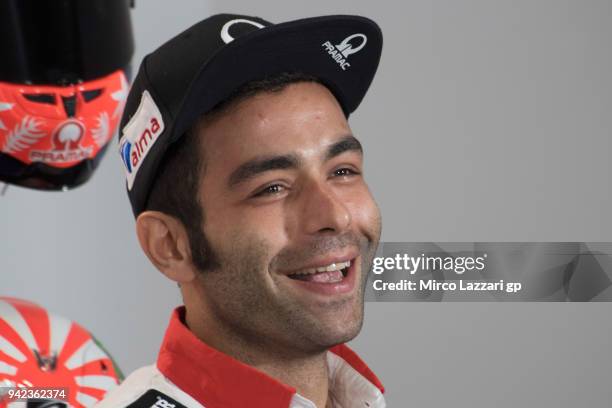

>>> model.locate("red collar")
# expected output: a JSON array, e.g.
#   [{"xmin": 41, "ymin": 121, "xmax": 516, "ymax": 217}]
[{"xmin": 156, "ymin": 306, "xmax": 384, "ymax": 408}]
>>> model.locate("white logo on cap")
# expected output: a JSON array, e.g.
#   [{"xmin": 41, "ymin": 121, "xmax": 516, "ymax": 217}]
[
  {"xmin": 220, "ymin": 19, "xmax": 265, "ymax": 44},
  {"xmin": 322, "ymin": 33, "xmax": 367, "ymax": 71},
  {"xmin": 334, "ymin": 33, "xmax": 367, "ymax": 57}
]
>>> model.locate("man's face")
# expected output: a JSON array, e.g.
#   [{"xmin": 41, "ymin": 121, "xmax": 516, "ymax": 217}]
[{"xmin": 193, "ymin": 82, "xmax": 381, "ymax": 354}]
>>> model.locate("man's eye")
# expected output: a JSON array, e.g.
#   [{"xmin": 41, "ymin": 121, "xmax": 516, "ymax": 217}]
[
  {"xmin": 333, "ymin": 167, "xmax": 359, "ymax": 177},
  {"xmin": 253, "ymin": 184, "xmax": 286, "ymax": 197}
]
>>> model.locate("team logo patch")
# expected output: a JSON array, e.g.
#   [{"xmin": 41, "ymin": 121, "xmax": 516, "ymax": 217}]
[
  {"xmin": 322, "ymin": 33, "xmax": 367, "ymax": 71},
  {"xmin": 119, "ymin": 90, "xmax": 164, "ymax": 190}
]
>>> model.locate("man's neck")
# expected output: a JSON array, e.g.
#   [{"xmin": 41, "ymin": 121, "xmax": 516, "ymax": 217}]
[
  {"xmin": 185, "ymin": 304, "xmax": 331, "ymax": 408},
  {"xmin": 251, "ymin": 349, "xmax": 330, "ymax": 408}
]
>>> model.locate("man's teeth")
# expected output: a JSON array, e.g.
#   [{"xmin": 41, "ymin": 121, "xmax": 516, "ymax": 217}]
[{"xmin": 293, "ymin": 260, "xmax": 351, "ymax": 275}]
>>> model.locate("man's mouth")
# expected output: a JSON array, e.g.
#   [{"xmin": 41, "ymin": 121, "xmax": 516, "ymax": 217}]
[{"xmin": 287, "ymin": 260, "xmax": 351, "ymax": 283}]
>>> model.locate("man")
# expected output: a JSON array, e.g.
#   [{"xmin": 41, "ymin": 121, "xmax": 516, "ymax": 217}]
[{"xmin": 98, "ymin": 13, "xmax": 384, "ymax": 408}]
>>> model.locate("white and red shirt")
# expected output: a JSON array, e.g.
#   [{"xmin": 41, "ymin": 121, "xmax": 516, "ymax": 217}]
[{"xmin": 96, "ymin": 307, "xmax": 385, "ymax": 408}]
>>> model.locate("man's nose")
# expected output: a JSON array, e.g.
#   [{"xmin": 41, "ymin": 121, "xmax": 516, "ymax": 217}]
[{"xmin": 300, "ymin": 180, "xmax": 351, "ymax": 235}]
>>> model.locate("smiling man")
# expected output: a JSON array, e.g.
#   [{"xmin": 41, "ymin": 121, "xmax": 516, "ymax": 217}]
[{"xmin": 98, "ymin": 13, "xmax": 384, "ymax": 408}]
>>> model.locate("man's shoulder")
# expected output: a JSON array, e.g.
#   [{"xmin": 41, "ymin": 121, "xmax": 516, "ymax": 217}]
[{"xmin": 95, "ymin": 365, "xmax": 204, "ymax": 408}]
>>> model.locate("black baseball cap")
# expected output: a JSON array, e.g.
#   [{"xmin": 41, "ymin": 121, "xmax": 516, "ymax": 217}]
[{"xmin": 119, "ymin": 13, "xmax": 383, "ymax": 216}]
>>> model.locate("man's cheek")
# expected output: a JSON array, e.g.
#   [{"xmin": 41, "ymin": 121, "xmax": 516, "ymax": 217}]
[{"xmin": 346, "ymin": 191, "xmax": 380, "ymax": 228}]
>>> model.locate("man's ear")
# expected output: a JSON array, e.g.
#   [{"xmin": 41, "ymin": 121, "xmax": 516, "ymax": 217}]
[{"xmin": 135, "ymin": 211, "xmax": 197, "ymax": 283}]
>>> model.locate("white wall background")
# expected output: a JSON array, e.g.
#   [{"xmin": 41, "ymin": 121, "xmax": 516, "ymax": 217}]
[{"xmin": 2, "ymin": 0, "xmax": 612, "ymax": 406}]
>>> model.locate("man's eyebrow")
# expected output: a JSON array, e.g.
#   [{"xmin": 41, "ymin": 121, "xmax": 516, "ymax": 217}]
[
  {"xmin": 227, "ymin": 154, "xmax": 301, "ymax": 189},
  {"xmin": 325, "ymin": 135, "xmax": 363, "ymax": 161},
  {"xmin": 227, "ymin": 135, "xmax": 362, "ymax": 190}
]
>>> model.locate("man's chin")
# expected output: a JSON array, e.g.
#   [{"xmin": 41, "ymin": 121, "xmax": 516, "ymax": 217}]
[
  {"xmin": 306, "ymin": 327, "xmax": 363, "ymax": 352},
  {"xmin": 303, "ymin": 309, "xmax": 365, "ymax": 351}
]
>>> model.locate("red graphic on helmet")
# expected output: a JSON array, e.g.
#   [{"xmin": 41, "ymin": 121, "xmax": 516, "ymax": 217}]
[
  {"xmin": 0, "ymin": 70, "xmax": 128, "ymax": 169},
  {"xmin": 0, "ymin": 297, "xmax": 122, "ymax": 407}
]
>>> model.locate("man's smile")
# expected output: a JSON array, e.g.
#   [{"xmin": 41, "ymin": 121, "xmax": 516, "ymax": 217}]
[
  {"xmin": 280, "ymin": 252, "xmax": 360, "ymax": 296},
  {"xmin": 287, "ymin": 259, "xmax": 351, "ymax": 282}
]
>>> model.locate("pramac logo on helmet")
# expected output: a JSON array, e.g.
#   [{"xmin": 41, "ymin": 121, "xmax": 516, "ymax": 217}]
[
  {"xmin": 220, "ymin": 18, "xmax": 266, "ymax": 44},
  {"xmin": 322, "ymin": 33, "xmax": 367, "ymax": 71},
  {"xmin": 29, "ymin": 120, "xmax": 93, "ymax": 164}
]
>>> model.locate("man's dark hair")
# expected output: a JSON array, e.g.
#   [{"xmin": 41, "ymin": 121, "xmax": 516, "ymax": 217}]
[{"xmin": 144, "ymin": 72, "xmax": 320, "ymax": 272}]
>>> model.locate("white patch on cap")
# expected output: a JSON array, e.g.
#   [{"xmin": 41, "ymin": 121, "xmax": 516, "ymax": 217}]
[
  {"xmin": 119, "ymin": 90, "xmax": 164, "ymax": 190},
  {"xmin": 220, "ymin": 18, "xmax": 265, "ymax": 44}
]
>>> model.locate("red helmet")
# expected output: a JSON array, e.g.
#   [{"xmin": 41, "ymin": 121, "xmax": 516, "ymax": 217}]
[
  {"xmin": 0, "ymin": 0, "xmax": 134, "ymax": 190},
  {"xmin": 0, "ymin": 297, "xmax": 123, "ymax": 407}
]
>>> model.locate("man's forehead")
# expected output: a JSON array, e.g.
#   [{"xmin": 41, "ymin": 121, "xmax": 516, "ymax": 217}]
[
  {"xmin": 230, "ymin": 82, "xmax": 338, "ymax": 116},
  {"xmin": 199, "ymin": 82, "xmax": 351, "ymax": 162}
]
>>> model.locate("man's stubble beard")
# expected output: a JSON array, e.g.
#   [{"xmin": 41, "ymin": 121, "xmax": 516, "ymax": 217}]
[{"xmin": 189, "ymin": 216, "xmax": 381, "ymax": 356}]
